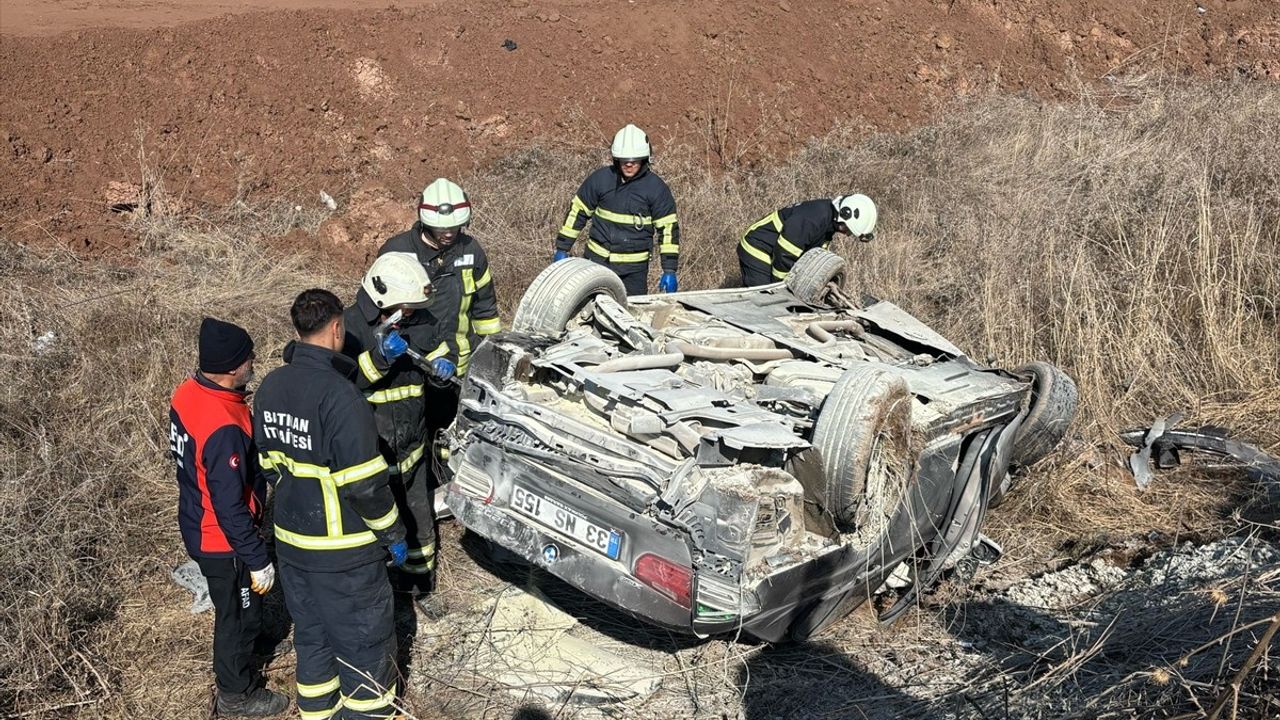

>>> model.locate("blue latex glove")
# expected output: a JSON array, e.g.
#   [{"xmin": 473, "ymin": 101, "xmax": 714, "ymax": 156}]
[
  {"xmin": 552, "ymin": 250, "xmax": 570, "ymax": 262},
  {"xmin": 380, "ymin": 329, "xmax": 408, "ymax": 362},
  {"xmin": 387, "ymin": 539, "xmax": 408, "ymax": 567},
  {"xmin": 658, "ymin": 272, "xmax": 678, "ymax": 293},
  {"xmin": 431, "ymin": 357, "xmax": 456, "ymax": 382}
]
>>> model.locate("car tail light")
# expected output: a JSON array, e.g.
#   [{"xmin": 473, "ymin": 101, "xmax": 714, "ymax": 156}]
[{"xmin": 634, "ymin": 553, "xmax": 692, "ymax": 608}]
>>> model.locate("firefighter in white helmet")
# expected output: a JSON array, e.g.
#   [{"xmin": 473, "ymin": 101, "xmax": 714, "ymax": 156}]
[
  {"xmin": 376, "ymin": 180, "xmax": 501, "ymax": 610},
  {"xmin": 553, "ymin": 124, "xmax": 681, "ymax": 295},
  {"xmin": 738, "ymin": 194, "xmax": 878, "ymax": 287},
  {"xmin": 342, "ymin": 252, "xmax": 451, "ymax": 611},
  {"xmin": 379, "ymin": 178, "xmax": 501, "ymax": 379}
]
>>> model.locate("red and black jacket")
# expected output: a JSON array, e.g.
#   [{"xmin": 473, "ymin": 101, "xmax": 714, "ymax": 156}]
[{"xmin": 168, "ymin": 373, "xmax": 269, "ymax": 570}]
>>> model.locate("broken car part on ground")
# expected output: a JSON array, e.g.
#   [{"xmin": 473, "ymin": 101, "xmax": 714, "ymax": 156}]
[{"xmin": 437, "ymin": 251, "xmax": 1078, "ymax": 641}]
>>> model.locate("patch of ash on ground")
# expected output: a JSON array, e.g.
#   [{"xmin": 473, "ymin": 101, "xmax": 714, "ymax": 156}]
[{"xmin": 401, "ymin": 532, "xmax": 1279, "ymax": 719}]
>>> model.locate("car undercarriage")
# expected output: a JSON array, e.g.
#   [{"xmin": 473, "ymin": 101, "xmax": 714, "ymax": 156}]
[{"xmin": 438, "ymin": 251, "xmax": 1077, "ymax": 641}]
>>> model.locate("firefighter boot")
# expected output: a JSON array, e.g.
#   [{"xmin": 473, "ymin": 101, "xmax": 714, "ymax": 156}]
[{"xmin": 216, "ymin": 685, "xmax": 289, "ymax": 717}]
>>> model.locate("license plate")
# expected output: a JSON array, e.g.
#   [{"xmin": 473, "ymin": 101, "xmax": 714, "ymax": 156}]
[{"xmin": 510, "ymin": 484, "xmax": 623, "ymax": 560}]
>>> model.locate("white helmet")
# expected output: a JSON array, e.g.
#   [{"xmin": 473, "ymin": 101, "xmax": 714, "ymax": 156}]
[
  {"xmin": 610, "ymin": 123, "xmax": 651, "ymax": 161},
  {"xmin": 362, "ymin": 252, "xmax": 434, "ymax": 310},
  {"xmin": 833, "ymin": 194, "xmax": 877, "ymax": 238},
  {"xmin": 418, "ymin": 178, "xmax": 471, "ymax": 228}
]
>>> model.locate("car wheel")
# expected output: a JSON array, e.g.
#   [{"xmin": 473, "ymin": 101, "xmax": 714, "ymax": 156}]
[
  {"xmin": 811, "ymin": 365, "xmax": 916, "ymax": 536},
  {"xmin": 511, "ymin": 258, "xmax": 628, "ymax": 335},
  {"xmin": 785, "ymin": 248, "xmax": 847, "ymax": 305},
  {"xmin": 1010, "ymin": 361, "xmax": 1078, "ymax": 468}
]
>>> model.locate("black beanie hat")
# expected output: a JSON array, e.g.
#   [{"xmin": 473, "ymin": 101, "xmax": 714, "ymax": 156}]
[{"xmin": 198, "ymin": 317, "xmax": 254, "ymax": 374}]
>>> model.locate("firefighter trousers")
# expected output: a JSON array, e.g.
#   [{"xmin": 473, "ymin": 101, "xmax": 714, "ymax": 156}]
[
  {"xmin": 737, "ymin": 249, "xmax": 776, "ymax": 288},
  {"xmin": 195, "ymin": 555, "xmax": 264, "ymax": 696},
  {"xmin": 389, "ymin": 459, "xmax": 437, "ymax": 595},
  {"xmin": 279, "ymin": 559, "xmax": 397, "ymax": 719}
]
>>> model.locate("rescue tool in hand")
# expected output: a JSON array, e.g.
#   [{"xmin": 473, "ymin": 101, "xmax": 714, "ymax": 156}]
[{"xmin": 379, "ymin": 329, "xmax": 408, "ymax": 362}]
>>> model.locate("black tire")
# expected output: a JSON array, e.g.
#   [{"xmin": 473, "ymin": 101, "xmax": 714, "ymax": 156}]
[
  {"xmin": 1011, "ymin": 361, "xmax": 1078, "ymax": 467},
  {"xmin": 511, "ymin": 258, "xmax": 627, "ymax": 336},
  {"xmin": 785, "ymin": 248, "xmax": 847, "ymax": 305},
  {"xmin": 811, "ymin": 365, "xmax": 916, "ymax": 536}
]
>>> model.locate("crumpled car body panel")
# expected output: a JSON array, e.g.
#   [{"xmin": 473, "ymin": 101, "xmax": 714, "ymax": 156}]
[{"xmin": 439, "ymin": 283, "xmax": 1038, "ymax": 641}]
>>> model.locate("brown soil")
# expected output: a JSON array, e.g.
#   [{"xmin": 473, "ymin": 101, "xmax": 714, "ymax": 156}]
[{"xmin": 2, "ymin": 0, "xmax": 1277, "ymax": 251}]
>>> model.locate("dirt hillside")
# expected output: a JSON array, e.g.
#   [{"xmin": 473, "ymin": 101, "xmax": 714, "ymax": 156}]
[{"xmin": 2, "ymin": 0, "xmax": 1277, "ymax": 251}]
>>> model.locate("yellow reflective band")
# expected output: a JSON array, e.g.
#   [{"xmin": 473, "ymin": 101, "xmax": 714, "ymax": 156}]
[
  {"xmin": 475, "ymin": 268, "xmax": 492, "ymax": 289},
  {"xmin": 299, "ymin": 708, "xmax": 337, "ymax": 720},
  {"xmin": 321, "ymin": 476, "xmax": 342, "ymax": 536},
  {"xmin": 659, "ymin": 243, "xmax": 680, "ymax": 254},
  {"xmin": 772, "ymin": 266, "xmax": 789, "ymax": 279},
  {"xmin": 358, "ymin": 351, "xmax": 384, "ymax": 383},
  {"xmin": 739, "ymin": 236, "xmax": 772, "ymax": 265},
  {"xmin": 342, "ymin": 685, "xmax": 398, "ymax": 712},
  {"xmin": 395, "ymin": 443, "xmax": 425, "ymax": 475},
  {"xmin": 367, "ymin": 384, "xmax": 424, "ymax": 404},
  {"xmin": 298, "ymin": 677, "xmax": 341, "ymax": 698},
  {"xmin": 654, "ymin": 213, "xmax": 678, "ymax": 228},
  {"xmin": 558, "ymin": 196, "xmax": 593, "ymax": 238},
  {"xmin": 778, "ymin": 235, "xmax": 804, "ymax": 257},
  {"xmin": 455, "ymin": 293, "xmax": 473, "ymax": 366},
  {"xmin": 473, "ymin": 316, "xmax": 501, "ymax": 335},
  {"xmin": 261, "ymin": 450, "xmax": 329, "ymax": 480},
  {"xmin": 258, "ymin": 452, "xmax": 274, "ymax": 469},
  {"xmin": 462, "ymin": 268, "xmax": 475, "ymax": 295},
  {"xmin": 425, "ymin": 341, "xmax": 449, "ymax": 361},
  {"xmin": 407, "ymin": 543, "xmax": 436, "ymax": 559},
  {"xmin": 587, "ymin": 240, "xmax": 649, "ymax": 264},
  {"xmin": 331, "ymin": 455, "xmax": 389, "ymax": 487},
  {"xmin": 401, "ymin": 559, "xmax": 436, "ymax": 574},
  {"xmin": 274, "ymin": 524, "xmax": 377, "ymax": 550},
  {"xmin": 594, "ymin": 207, "xmax": 653, "ymax": 226},
  {"xmin": 364, "ymin": 504, "xmax": 400, "ymax": 531}
]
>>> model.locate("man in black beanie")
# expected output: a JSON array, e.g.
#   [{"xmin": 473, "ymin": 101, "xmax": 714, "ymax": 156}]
[{"xmin": 168, "ymin": 317, "xmax": 288, "ymax": 717}]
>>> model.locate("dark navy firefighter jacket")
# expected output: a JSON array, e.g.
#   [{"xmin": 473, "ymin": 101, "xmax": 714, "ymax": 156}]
[
  {"xmin": 555, "ymin": 164, "xmax": 681, "ymax": 273},
  {"xmin": 253, "ymin": 341, "xmax": 406, "ymax": 572}
]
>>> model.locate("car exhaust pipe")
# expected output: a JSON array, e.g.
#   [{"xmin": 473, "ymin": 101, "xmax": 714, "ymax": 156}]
[{"xmin": 665, "ymin": 340, "xmax": 793, "ymax": 361}]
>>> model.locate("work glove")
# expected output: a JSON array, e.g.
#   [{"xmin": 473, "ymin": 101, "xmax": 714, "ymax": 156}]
[
  {"xmin": 658, "ymin": 272, "xmax": 678, "ymax": 293},
  {"xmin": 379, "ymin": 329, "xmax": 408, "ymax": 363},
  {"xmin": 387, "ymin": 539, "xmax": 408, "ymax": 567},
  {"xmin": 430, "ymin": 357, "xmax": 456, "ymax": 382},
  {"xmin": 552, "ymin": 250, "xmax": 570, "ymax": 263},
  {"xmin": 249, "ymin": 564, "xmax": 275, "ymax": 595}
]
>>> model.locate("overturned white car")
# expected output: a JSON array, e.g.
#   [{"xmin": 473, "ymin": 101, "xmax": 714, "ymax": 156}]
[{"xmin": 437, "ymin": 251, "xmax": 1076, "ymax": 641}]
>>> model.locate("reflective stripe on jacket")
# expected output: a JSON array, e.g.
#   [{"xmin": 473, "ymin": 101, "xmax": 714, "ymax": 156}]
[
  {"xmin": 738, "ymin": 198, "xmax": 838, "ymax": 280},
  {"xmin": 253, "ymin": 341, "xmax": 405, "ymax": 571},
  {"xmin": 555, "ymin": 164, "xmax": 680, "ymax": 273}
]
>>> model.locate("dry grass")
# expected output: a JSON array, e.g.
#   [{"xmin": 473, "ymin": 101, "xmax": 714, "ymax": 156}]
[{"xmin": 1, "ymin": 78, "xmax": 1277, "ymax": 718}]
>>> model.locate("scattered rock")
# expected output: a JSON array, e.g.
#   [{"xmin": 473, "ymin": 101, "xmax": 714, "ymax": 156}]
[
  {"xmin": 935, "ymin": 33, "xmax": 954, "ymax": 50},
  {"xmin": 778, "ymin": 1, "xmax": 791, "ymax": 12},
  {"xmin": 502, "ymin": 38, "xmax": 518, "ymax": 51}
]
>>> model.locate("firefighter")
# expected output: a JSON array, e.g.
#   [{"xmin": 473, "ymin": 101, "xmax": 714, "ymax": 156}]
[
  {"xmin": 378, "ymin": 178, "xmax": 501, "ymax": 381},
  {"xmin": 167, "ymin": 318, "xmax": 289, "ymax": 717},
  {"xmin": 254, "ymin": 289, "xmax": 408, "ymax": 720},
  {"xmin": 342, "ymin": 252, "xmax": 451, "ymax": 607},
  {"xmin": 738, "ymin": 194, "xmax": 878, "ymax": 287},
  {"xmin": 553, "ymin": 123, "xmax": 680, "ymax": 295}
]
